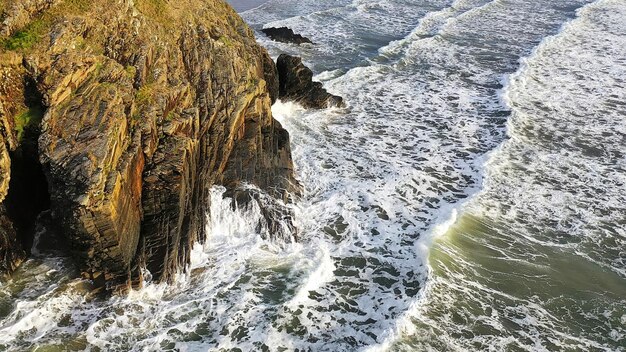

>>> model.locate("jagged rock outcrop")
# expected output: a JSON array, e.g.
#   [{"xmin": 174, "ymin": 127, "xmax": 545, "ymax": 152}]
[
  {"xmin": 261, "ymin": 27, "xmax": 313, "ymax": 45},
  {"xmin": 0, "ymin": 0, "xmax": 298, "ymax": 291},
  {"xmin": 276, "ymin": 54, "xmax": 344, "ymax": 109}
]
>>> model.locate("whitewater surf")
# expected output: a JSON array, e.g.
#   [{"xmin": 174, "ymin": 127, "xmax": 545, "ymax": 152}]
[{"xmin": 0, "ymin": 0, "xmax": 624, "ymax": 350}]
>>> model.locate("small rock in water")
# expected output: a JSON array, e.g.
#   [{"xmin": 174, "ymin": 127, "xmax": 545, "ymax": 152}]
[
  {"xmin": 276, "ymin": 54, "xmax": 345, "ymax": 109},
  {"xmin": 261, "ymin": 27, "xmax": 313, "ymax": 45}
]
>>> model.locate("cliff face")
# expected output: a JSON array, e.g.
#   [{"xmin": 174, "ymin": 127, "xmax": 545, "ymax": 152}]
[{"xmin": 0, "ymin": 0, "xmax": 297, "ymax": 290}]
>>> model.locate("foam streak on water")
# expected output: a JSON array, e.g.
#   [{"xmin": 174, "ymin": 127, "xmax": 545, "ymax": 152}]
[
  {"xmin": 0, "ymin": 0, "xmax": 624, "ymax": 350},
  {"xmin": 391, "ymin": 0, "xmax": 626, "ymax": 350}
]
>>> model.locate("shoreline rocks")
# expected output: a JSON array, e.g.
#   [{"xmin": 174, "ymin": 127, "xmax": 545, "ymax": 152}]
[
  {"xmin": 261, "ymin": 27, "xmax": 313, "ymax": 45},
  {"xmin": 276, "ymin": 54, "xmax": 345, "ymax": 109}
]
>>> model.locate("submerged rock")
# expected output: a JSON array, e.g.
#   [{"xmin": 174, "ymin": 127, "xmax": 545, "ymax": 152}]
[
  {"xmin": 276, "ymin": 54, "xmax": 345, "ymax": 109},
  {"xmin": 261, "ymin": 27, "xmax": 313, "ymax": 45},
  {"xmin": 0, "ymin": 0, "xmax": 299, "ymax": 291}
]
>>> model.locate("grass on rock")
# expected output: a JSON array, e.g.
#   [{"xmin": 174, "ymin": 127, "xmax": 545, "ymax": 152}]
[{"xmin": 14, "ymin": 106, "xmax": 44, "ymax": 142}]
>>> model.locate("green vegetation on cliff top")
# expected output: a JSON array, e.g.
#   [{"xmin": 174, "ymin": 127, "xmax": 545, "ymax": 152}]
[
  {"xmin": 2, "ymin": 19, "xmax": 46, "ymax": 50},
  {"xmin": 1, "ymin": 0, "xmax": 93, "ymax": 51},
  {"xmin": 1, "ymin": 0, "xmax": 238, "ymax": 52}
]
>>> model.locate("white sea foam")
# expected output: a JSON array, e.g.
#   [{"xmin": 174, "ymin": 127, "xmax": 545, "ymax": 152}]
[
  {"xmin": 245, "ymin": 0, "xmax": 458, "ymax": 71},
  {"xmin": 395, "ymin": 0, "xmax": 626, "ymax": 350},
  {"xmin": 252, "ymin": 0, "xmax": 599, "ymax": 349},
  {"xmin": 1, "ymin": 0, "xmax": 624, "ymax": 350},
  {"xmin": 476, "ymin": 0, "xmax": 626, "ymax": 277}
]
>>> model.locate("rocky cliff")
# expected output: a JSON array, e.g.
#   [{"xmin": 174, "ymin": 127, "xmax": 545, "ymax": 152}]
[{"xmin": 0, "ymin": 0, "xmax": 297, "ymax": 291}]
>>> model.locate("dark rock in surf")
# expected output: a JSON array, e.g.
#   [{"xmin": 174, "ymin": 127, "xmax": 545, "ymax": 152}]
[
  {"xmin": 261, "ymin": 27, "xmax": 313, "ymax": 45},
  {"xmin": 276, "ymin": 54, "xmax": 345, "ymax": 109}
]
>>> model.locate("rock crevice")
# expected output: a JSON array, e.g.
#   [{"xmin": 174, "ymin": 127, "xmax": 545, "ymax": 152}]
[{"xmin": 5, "ymin": 77, "xmax": 49, "ymax": 254}]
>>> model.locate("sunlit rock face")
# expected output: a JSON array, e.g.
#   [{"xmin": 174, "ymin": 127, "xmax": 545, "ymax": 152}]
[{"xmin": 0, "ymin": 0, "xmax": 297, "ymax": 291}]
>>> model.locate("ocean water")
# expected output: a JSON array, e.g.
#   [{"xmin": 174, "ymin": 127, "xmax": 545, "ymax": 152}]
[{"xmin": 1, "ymin": 0, "xmax": 625, "ymax": 351}]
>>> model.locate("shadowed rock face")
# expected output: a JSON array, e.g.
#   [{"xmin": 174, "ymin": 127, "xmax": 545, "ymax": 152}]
[
  {"xmin": 0, "ymin": 53, "xmax": 34, "ymax": 276},
  {"xmin": 276, "ymin": 54, "xmax": 345, "ymax": 109},
  {"xmin": 261, "ymin": 27, "xmax": 313, "ymax": 45},
  {"xmin": 0, "ymin": 0, "xmax": 298, "ymax": 291},
  {"xmin": 0, "ymin": 205, "xmax": 24, "ymax": 278}
]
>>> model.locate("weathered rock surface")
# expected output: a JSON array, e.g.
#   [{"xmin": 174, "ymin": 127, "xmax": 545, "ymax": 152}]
[
  {"xmin": 0, "ymin": 205, "xmax": 23, "ymax": 278},
  {"xmin": 0, "ymin": 0, "xmax": 298, "ymax": 290},
  {"xmin": 261, "ymin": 27, "xmax": 313, "ymax": 45},
  {"xmin": 276, "ymin": 54, "xmax": 345, "ymax": 109},
  {"xmin": 0, "ymin": 0, "xmax": 59, "ymax": 37}
]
